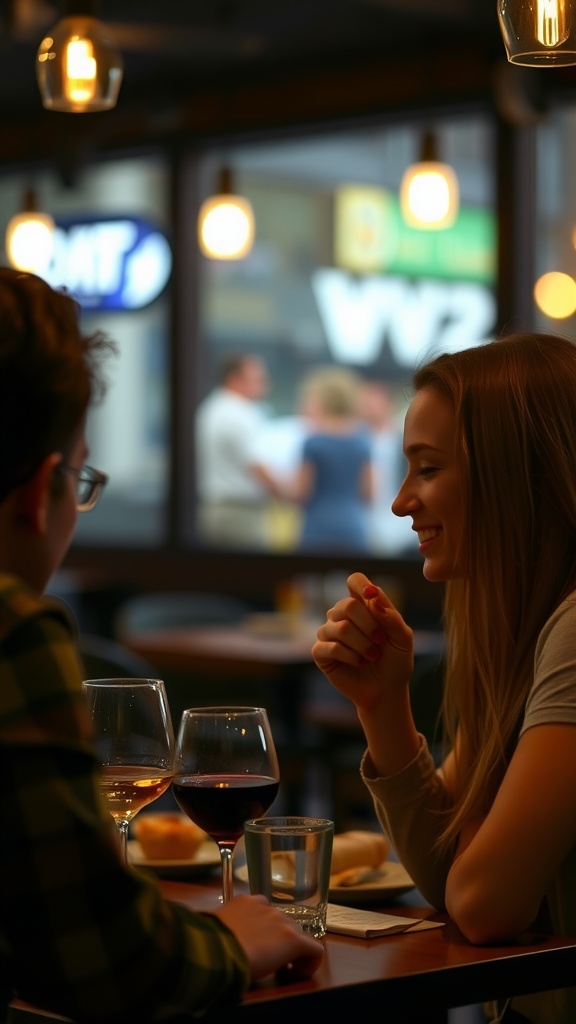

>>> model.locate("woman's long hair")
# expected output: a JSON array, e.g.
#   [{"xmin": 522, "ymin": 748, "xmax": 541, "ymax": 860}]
[{"xmin": 414, "ymin": 332, "xmax": 576, "ymax": 848}]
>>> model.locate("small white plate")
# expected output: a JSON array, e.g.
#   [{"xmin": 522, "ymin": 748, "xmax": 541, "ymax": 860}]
[
  {"xmin": 329, "ymin": 860, "xmax": 415, "ymax": 904},
  {"xmin": 235, "ymin": 858, "xmax": 415, "ymax": 904},
  {"xmin": 128, "ymin": 839, "xmax": 220, "ymax": 879}
]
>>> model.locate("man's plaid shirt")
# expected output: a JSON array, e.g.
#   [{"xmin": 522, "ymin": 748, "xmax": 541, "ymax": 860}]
[{"xmin": 0, "ymin": 574, "xmax": 249, "ymax": 1023}]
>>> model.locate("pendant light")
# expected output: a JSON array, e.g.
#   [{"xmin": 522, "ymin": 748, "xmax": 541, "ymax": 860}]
[
  {"xmin": 399, "ymin": 130, "xmax": 459, "ymax": 230},
  {"xmin": 197, "ymin": 166, "xmax": 255, "ymax": 260},
  {"xmin": 36, "ymin": 0, "xmax": 123, "ymax": 112},
  {"xmin": 498, "ymin": 0, "xmax": 576, "ymax": 66},
  {"xmin": 5, "ymin": 188, "xmax": 55, "ymax": 274}
]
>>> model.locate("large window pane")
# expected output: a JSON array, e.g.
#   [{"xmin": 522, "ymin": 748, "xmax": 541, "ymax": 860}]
[
  {"xmin": 0, "ymin": 156, "xmax": 171, "ymax": 546},
  {"xmin": 535, "ymin": 107, "xmax": 576, "ymax": 330},
  {"xmin": 194, "ymin": 117, "xmax": 496, "ymax": 557}
]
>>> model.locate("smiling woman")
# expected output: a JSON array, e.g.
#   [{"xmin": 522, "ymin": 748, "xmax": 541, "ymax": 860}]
[{"xmin": 312, "ymin": 330, "xmax": 576, "ymax": 1024}]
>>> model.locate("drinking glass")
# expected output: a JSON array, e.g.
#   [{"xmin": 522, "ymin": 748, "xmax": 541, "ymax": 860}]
[
  {"xmin": 173, "ymin": 706, "xmax": 280, "ymax": 903},
  {"xmin": 83, "ymin": 677, "xmax": 175, "ymax": 862}
]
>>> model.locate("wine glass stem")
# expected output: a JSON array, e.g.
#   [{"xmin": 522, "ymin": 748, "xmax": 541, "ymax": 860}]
[
  {"xmin": 219, "ymin": 844, "xmax": 236, "ymax": 903},
  {"xmin": 115, "ymin": 820, "xmax": 130, "ymax": 864}
]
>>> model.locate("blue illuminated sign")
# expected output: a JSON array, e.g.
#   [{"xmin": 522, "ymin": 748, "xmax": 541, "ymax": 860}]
[{"xmin": 43, "ymin": 214, "xmax": 172, "ymax": 311}]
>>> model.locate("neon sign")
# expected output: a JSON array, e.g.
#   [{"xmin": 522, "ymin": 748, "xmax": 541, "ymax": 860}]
[
  {"xmin": 312, "ymin": 269, "xmax": 496, "ymax": 366},
  {"xmin": 43, "ymin": 215, "xmax": 172, "ymax": 311}
]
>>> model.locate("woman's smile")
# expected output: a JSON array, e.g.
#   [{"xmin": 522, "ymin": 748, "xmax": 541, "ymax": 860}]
[{"xmin": 392, "ymin": 387, "xmax": 464, "ymax": 582}]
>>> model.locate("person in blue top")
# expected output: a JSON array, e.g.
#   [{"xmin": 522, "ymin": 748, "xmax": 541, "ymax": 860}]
[{"xmin": 290, "ymin": 366, "xmax": 374, "ymax": 551}]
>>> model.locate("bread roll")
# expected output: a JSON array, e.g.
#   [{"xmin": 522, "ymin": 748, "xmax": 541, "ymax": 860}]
[
  {"xmin": 133, "ymin": 813, "xmax": 207, "ymax": 860},
  {"xmin": 330, "ymin": 830, "xmax": 390, "ymax": 875}
]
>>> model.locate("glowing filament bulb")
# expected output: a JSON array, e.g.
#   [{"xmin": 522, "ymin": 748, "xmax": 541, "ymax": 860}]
[
  {"xmin": 5, "ymin": 212, "xmax": 54, "ymax": 274},
  {"xmin": 198, "ymin": 196, "xmax": 254, "ymax": 259},
  {"xmin": 65, "ymin": 37, "xmax": 96, "ymax": 103},
  {"xmin": 536, "ymin": 0, "xmax": 567, "ymax": 47},
  {"xmin": 400, "ymin": 160, "xmax": 459, "ymax": 230},
  {"xmin": 408, "ymin": 170, "xmax": 450, "ymax": 223}
]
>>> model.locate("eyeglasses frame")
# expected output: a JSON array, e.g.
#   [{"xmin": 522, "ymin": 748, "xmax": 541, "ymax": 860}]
[{"xmin": 59, "ymin": 462, "xmax": 108, "ymax": 512}]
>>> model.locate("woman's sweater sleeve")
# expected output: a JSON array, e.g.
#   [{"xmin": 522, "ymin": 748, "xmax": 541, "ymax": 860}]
[{"xmin": 360, "ymin": 735, "xmax": 455, "ymax": 909}]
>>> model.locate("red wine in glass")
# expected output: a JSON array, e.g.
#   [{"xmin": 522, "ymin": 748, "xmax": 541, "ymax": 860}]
[
  {"xmin": 173, "ymin": 774, "xmax": 279, "ymax": 843},
  {"xmin": 173, "ymin": 708, "xmax": 280, "ymax": 902}
]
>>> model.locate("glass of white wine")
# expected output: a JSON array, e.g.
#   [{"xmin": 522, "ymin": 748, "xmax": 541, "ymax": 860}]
[{"xmin": 83, "ymin": 677, "xmax": 175, "ymax": 863}]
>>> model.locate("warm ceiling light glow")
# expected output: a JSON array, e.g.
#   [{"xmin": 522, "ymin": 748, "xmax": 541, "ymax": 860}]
[
  {"xmin": 5, "ymin": 209, "xmax": 55, "ymax": 274},
  {"xmin": 400, "ymin": 164, "xmax": 459, "ymax": 229},
  {"xmin": 198, "ymin": 168, "xmax": 255, "ymax": 260},
  {"xmin": 537, "ymin": 0, "xmax": 566, "ymax": 45},
  {"xmin": 399, "ymin": 131, "xmax": 459, "ymax": 230},
  {"xmin": 534, "ymin": 271, "xmax": 576, "ymax": 318},
  {"xmin": 36, "ymin": 15, "xmax": 123, "ymax": 112},
  {"xmin": 65, "ymin": 36, "xmax": 97, "ymax": 104},
  {"xmin": 498, "ymin": 0, "xmax": 576, "ymax": 66}
]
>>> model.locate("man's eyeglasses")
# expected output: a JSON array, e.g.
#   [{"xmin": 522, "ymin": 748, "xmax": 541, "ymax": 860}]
[{"xmin": 60, "ymin": 463, "xmax": 108, "ymax": 512}]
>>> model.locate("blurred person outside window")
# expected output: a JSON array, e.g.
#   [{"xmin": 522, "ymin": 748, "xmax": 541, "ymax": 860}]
[
  {"xmin": 195, "ymin": 354, "xmax": 282, "ymax": 549},
  {"xmin": 361, "ymin": 380, "xmax": 417, "ymax": 556},
  {"xmin": 289, "ymin": 366, "xmax": 374, "ymax": 551}
]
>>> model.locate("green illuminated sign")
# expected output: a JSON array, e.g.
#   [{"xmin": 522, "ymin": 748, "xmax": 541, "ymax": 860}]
[{"xmin": 335, "ymin": 185, "xmax": 496, "ymax": 284}]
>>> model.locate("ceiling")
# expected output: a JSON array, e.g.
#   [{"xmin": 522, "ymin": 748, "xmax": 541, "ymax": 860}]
[{"xmin": 0, "ymin": 0, "xmax": 568, "ymax": 163}]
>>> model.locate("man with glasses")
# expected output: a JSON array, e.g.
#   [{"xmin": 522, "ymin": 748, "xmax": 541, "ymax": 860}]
[{"xmin": 0, "ymin": 269, "xmax": 322, "ymax": 1023}]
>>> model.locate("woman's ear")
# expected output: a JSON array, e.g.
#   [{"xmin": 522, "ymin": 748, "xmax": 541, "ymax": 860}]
[{"xmin": 15, "ymin": 453, "xmax": 62, "ymax": 535}]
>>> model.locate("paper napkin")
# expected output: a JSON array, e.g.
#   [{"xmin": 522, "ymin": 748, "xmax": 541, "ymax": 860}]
[{"xmin": 326, "ymin": 903, "xmax": 445, "ymax": 938}]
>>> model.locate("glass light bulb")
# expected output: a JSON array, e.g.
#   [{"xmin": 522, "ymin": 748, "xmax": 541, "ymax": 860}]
[
  {"xmin": 5, "ymin": 212, "xmax": 55, "ymax": 274},
  {"xmin": 36, "ymin": 16, "xmax": 123, "ymax": 112},
  {"xmin": 198, "ymin": 195, "xmax": 255, "ymax": 260},
  {"xmin": 498, "ymin": 0, "xmax": 576, "ymax": 65}
]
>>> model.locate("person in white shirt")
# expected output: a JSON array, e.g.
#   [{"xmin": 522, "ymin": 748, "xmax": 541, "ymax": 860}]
[{"xmin": 195, "ymin": 354, "xmax": 281, "ymax": 548}]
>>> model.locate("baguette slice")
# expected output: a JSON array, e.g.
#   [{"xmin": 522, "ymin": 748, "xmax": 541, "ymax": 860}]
[{"xmin": 331, "ymin": 830, "xmax": 390, "ymax": 876}]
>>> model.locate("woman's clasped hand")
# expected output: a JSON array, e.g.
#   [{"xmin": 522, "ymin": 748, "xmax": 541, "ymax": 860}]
[{"xmin": 313, "ymin": 572, "xmax": 414, "ymax": 702}]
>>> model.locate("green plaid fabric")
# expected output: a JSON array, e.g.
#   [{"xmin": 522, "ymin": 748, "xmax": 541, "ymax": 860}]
[{"xmin": 0, "ymin": 574, "xmax": 249, "ymax": 1023}]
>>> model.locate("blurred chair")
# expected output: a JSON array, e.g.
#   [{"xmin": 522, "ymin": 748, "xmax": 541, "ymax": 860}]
[
  {"xmin": 78, "ymin": 632, "xmax": 160, "ymax": 681},
  {"xmin": 114, "ymin": 590, "xmax": 252, "ymax": 641},
  {"xmin": 112, "ymin": 590, "xmax": 259, "ymax": 732}
]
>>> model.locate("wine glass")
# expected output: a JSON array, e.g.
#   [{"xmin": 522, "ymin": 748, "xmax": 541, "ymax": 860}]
[
  {"xmin": 83, "ymin": 677, "xmax": 175, "ymax": 863},
  {"xmin": 173, "ymin": 706, "xmax": 280, "ymax": 903}
]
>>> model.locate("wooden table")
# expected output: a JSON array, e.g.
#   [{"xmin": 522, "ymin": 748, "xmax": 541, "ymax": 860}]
[
  {"xmin": 160, "ymin": 877, "xmax": 576, "ymax": 1024},
  {"xmin": 123, "ymin": 621, "xmax": 445, "ymax": 679},
  {"xmin": 123, "ymin": 621, "xmax": 444, "ymax": 740},
  {"xmin": 10, "ymin": 875, "xmax": 576, "ymax": 1024}
]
